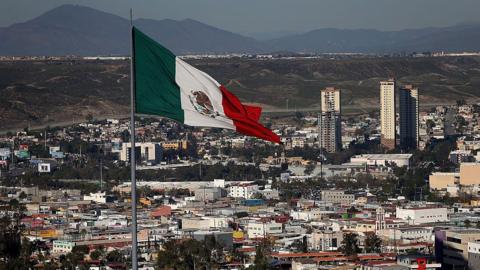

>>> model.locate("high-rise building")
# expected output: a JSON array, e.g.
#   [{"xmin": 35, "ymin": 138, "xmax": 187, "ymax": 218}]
[
  {"xmin": 399, "ymin": 85, "xmax": 419, "ymax": 149},
  {"xmin": 380, "ymin": 79, "xmax": 396, "ymax": 149},
  {"xmin": 319, "ymin": 87, "xmax": 341, "ymax": 153}
]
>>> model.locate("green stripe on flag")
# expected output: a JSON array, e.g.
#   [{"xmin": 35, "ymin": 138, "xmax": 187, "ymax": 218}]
[{"xmin": 133, "ymin": 27, "xmax": 184, "ymax": 123}]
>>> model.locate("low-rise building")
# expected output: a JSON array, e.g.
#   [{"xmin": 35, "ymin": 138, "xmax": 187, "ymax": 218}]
[
  {"xmin": 247, "ymin": 221, "xmax": 282, "ymax": 238},
  {"xmin": 311, "ymin": 230, "xmax": 343, "ymax": 251},
  {"xmin": 320, "ymin": 190, "xmax": 355, "ymax": 204},
  {"xmin": 349, "ymin": 154, "xmax": 413, "ymax": 168},
  {"xmin": 194, "ymin": 187, "xmax": 223, "ymax": 201},
  {"xmin": 52, "ymin": 240, "xmax": 76, "ymax": 254},
  {"xmin": 468, "ymin": 241, "xmax": 480, "ymax": 270},
  {"xmin": 378, "ymin": 227, "xmax": 432, "ymax": 242},
  {"xmin": 396, "ymin": 207, "xmax": 448, "ymax": 224},
  {"xmin": 436, "ymin": 229, "xmax": 480, "ymax": 270},
  {"xmin": 229, "ymin": 184, "xmax": 259, "ymax": 199},
  {"xmin": 429, "ymin": 172, "xmax": 459, "ymax": 192},
  {"xmin": 459, "ymin": 162, "xmax": 480, "ymax": 185}
]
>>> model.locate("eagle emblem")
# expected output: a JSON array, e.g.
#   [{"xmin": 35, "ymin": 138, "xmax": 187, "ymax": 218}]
[{"xmin": 188, "ymin": 90, "xmax": 219, "ymax": 118}]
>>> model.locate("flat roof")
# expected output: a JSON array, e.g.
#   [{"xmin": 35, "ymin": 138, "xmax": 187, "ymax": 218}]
[{"xmin": 352, "ymin": 154, "xmax": 413, "ymax": 159}]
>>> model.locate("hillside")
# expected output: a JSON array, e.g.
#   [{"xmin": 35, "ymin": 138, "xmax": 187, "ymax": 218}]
[
  {"xmin": 0, "ymin": 5, "xmax": 265, "ymax": 56},
  {"xmin": 1, "ymin": 56, "xmax": 480, "ymax": 129},
  {"xmin": 266, "ymin": 24, "xmax": 480, "ymax": 53},
  {"xmin": 1, "ymin": 5, "xmax": 480, "ymax": 56}
]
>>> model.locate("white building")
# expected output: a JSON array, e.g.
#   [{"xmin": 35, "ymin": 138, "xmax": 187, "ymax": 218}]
[
  {"xmin": 380, "ymin": 79, "xmax": 397, "ymax": 149},
  {"xmin": 396, "ymin": 207, "xmax": 448, "ymax": 224},
  {"xmin": 52, "ymin": 240, "xmax": 76, "ymax": 254},
  {"xmin": 378, "ymin": 227, "xmax": 432, "ymax": 242},
  {"xmin": 349, "ymin": 154, "xmax": 413, "ymax": 168},
  {"xmin": 247, "ymin": 221, "xmax": 282, "ymax": 238},
  {"xmin": 290, "ymin": 208, "xmax": 322, "ymax": 221},
  {"xmin": 83, "ymin": 192, "xmax": 112, "ymax": 204},
  {"xmin": 229, "ymin": 184, "xmax": 259, "ymax": 199},
  {"xmin": 213, "ymin": 179, "xmax": 225, "ymax": 188}
]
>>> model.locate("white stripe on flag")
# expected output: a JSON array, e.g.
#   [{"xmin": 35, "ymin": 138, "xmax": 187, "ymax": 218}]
[{"xmin": 175, "ymin": 57, "xmax": 235, "ymax": 129}]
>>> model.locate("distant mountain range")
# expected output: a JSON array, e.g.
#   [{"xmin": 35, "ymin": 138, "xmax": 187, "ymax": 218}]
[{"xmin": 1, "ymin": 4, "xmax": 480, "ymax": 56}]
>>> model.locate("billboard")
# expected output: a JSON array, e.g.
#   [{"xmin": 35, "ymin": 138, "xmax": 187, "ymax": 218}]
[{"xmin": 15, "ymin": 150, "xmax": 30, "ymax": 159}]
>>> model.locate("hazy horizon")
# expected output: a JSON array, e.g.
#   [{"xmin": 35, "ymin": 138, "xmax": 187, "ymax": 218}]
[{"xmin": 2, "ymin": 0, "xmax": 480, "ymax": 37}]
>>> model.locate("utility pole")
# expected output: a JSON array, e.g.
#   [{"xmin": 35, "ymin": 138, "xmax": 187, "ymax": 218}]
[
  {"xmin": 9, "ymin": 137, "xmax": 16, "ymax": 170},
  {"xmin": 129, "ymin": 9, "xmax": 138, "ymax": 270},
  {"xmin": 100, "ymin": 159, "xmax": 103, "ymax": 191}
]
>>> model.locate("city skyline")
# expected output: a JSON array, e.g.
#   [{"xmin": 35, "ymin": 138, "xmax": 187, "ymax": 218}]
[{"xmin": 1, "ymin": 1, "xmax": 480, "ymax": 269}]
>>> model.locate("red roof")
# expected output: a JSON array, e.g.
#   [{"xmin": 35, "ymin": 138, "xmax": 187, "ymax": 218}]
[
  {"xmin": 358, "ymin": 255, "xmax": 384, "ymax": 260},
  {"xmin": 237, "ymin": 247, "xmax": 256, "ymax": 253},
  {"xmin": 313, "ymin": 256, "xmax": 349, "ymax": 262},
  {"xmin": 150, "ymin": 205, "xmax": 172, "ymax": 218}
]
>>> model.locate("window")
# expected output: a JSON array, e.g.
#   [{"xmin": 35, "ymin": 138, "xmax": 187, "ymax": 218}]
[{"xmin": 446, "ymin": 237, "xmax": 461, "ymax": 244}]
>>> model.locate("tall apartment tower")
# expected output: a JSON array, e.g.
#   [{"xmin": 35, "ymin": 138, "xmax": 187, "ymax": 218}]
[
  {"xmin": 380, "ymin": 79, "xmax": 396, "ymax": 149},
  {"xmin": 399, "ymin": 85, "xmax": 419, "ymax": 149},
  {"xmin": 319, "ymin": 87, "xmax": 341, "ymax": 153}
]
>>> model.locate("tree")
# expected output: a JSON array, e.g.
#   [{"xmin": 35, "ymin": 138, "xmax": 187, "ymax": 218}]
[
  {"xmin": 157, "ymin": 238, "xmax": 223, "ymax": 270},
  {"xmin": 18, "ymin": 192, "xmax": 27, "ymax": 200},
  {"xmin": 289, "ymin": 236, "xmax": 308, "ymax": 253},
  {"xmin": 62, "ymin": 245, "xmax": 90, "ymax": 270},
  {"xmin": 90, "ymin": 246, "xmax": 105, "ymax": 261},
  {"xmin": 426, "ymin": 119, "xmax": 436, "ymax": 129},
  {"xmin": 464, "ymin": 219, "xmax": 472, "ymax": 228},
  {"xmin": 347, "ymin": 206, "xmax": 358, "ymax": 214},
  {"xmin": 364, "ymin": 233, "xmax": 382, "ymax": 253},
  {"xmin": 80, "ymin": 229, "xmax": 87, "ymax": 240},
  {"xmin": 86, "ymin": 114, "xmax": 94, "ymax": 122},
  {"xmin": 106, "ymin": 250, "xmax": 125, "ymax": 263},
  {"xmin": 251, "ymin": 192, "xmax": 266, "ymax": 200},
  {"xmin": 249, "ymin": 244, "xmax": 270, "ymax": 270},
  {"xmin": 340, "ymin": 233, "xmax": 360, "ymax": 256},
  {"xmin": 303, "ymin": 163, "xmax": 316, "ymax": 175},
  {"xmin": 0, "ymin": 200, "xmax": 41, "ymax": 270}
]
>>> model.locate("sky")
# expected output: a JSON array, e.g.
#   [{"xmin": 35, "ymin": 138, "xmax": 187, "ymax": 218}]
[{"xmin": 2, "ymin": 0, "xmax": 480, "ymax": 36}]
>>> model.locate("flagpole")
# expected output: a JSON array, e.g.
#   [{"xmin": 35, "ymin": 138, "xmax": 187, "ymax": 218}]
[{"xmin": 129, "ymin": 8, "xmax": 138, "ymax": 270}]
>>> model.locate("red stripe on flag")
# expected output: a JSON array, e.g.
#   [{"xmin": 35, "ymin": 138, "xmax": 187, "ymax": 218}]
[
  {"xmin": 219, "ymin": 85, "xmax": 280, "ymax": 143},
  {"xmin": 244, "ymin": 105, "xmax": 262, "ymax": 121}
]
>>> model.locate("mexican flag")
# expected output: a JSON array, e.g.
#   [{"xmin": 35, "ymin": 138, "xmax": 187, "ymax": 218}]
[{"xmin": 133, "ymin": 27, "xmax": 280, "ymax": 143}]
